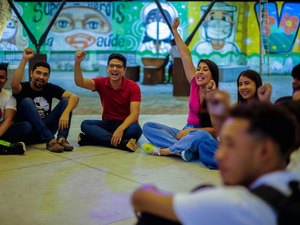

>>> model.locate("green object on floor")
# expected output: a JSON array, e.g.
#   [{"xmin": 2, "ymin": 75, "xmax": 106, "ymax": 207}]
[{"xmin": 0, "ymin": 139, "xmax": 11, "ymax": 147}]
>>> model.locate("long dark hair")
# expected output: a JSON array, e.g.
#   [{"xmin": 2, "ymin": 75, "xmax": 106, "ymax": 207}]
[
  {"xmin": 198, "ymin": 59, "xmax": 219, "ymax": 127},
  {"xmin": 198, "ymin": 59, "xmax": 219, "ymax": 88},
  {"xmin": 237, "ymin": 70, "xmax": 262, "ymax": 104}
]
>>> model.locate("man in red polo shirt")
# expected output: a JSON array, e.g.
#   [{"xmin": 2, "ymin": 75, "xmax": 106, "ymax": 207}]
[{"xmin": 74, "ymin": 52, "xmax": 142, "ymax": 151}]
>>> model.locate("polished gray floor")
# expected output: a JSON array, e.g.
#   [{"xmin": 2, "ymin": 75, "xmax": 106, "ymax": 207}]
[
  {"xmin": 1, "ymin": 72, "xmax": 298, "ymax": 224},
  {"xmin": 0, "ymin": 114, "xmax": 222, "ymax": 225}
]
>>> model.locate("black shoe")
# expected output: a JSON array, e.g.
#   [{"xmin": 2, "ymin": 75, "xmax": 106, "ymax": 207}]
[
  {"xmin": 117, "ymin": 138, "xmax": 137, "ymax": 152},
  {"xmin": 0, "ymin": 142, "xmax": 26, "ymax": 155},
  {"xmin": 78, "ymin": 133, "xmax": 88, "ymax": 146}
]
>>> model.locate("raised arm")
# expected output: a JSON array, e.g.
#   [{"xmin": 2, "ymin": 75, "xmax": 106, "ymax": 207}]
[
  {"xmin": 11, "ymin": 48, "xmax": 34, "ymax": 94},
  {"xmin": 74, "ymin": 51, "xmax": 96, "ymax": 91},
  {"xmin": 172, "ymin": 17, "xmax": 196, "ymax": 83}
]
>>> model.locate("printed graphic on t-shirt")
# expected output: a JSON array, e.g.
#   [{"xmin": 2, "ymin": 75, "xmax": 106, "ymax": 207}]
[{"xmin": 34, "ymin": 96, "xmax": 50, "ymax": 118}]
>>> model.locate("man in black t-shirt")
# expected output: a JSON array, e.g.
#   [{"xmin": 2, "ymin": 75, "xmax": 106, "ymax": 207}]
[{"xmin": 12, "ymin": 48, "xmax": 79, "ymax": 153}]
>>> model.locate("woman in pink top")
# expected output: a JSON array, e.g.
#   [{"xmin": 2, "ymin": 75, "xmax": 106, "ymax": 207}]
[{"xmin": 142, "ymin": 18, "xmax": 219, "ymax": 168}]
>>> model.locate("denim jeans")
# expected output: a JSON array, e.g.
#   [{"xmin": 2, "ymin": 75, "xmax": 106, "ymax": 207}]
[
  {"xmin": 81, "ymin": 119, "xmax": 142, "ymax": 147},
  {"xmin": 142, "ymin": 122, "xmax": 200, "ymax": 148},
  {"xmin": 169, "ymin": 130, "xmax": 218, "ymax": 169},
  {"xmin": 143, "ymin": 122, "xmax": 218, "ymax": 169},
  {"xmin": 16, "ymin": 97, "xmax": 72, "ymax": 143},
  {"xmin": 1, "ymin": 121, "xmax": 32, "ymax": 143}
]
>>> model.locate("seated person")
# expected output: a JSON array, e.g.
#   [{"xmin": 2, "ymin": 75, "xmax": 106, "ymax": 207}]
[
  {"xmin": 141, "ymin": 18, "xmax": 219, "ymax": 167},
  {"xmin": 0, "ymin": 63, "xmax": 31, "ymax": 155},
  {"xmin": 74, "ymin": 51, "xmax": 142, "ymax": 152},
  {"xmin": 292, "ymin": 63, "xmax": 300, "ymax": 92},
  {"xmin": 11, "ymin": 49, "xmax": 79, "ymax": 153},
  {"xmin": 236, "ymin": 69, "xmax": 272, "ymax": 104},
  {"xmin": 132, "ymin": 102, "xmax": 300, "ymax": 225},
  {"xmin": 275, "ymin": 63, "xmax": 300, "ymax": 103}
]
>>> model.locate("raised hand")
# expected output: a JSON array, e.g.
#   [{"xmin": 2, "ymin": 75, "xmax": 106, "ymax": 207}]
[
  {"xmin": 172, "ymin": 17, "xmax": 180, "ymax": 30},
  {"xmin": 258, "ymin": 83, "xmax": 272, "ymax": 102},
  {"xmin": 23, "ymin": 48, "xmax": 34, "ymax": 61},
  {"xmin": 205, "ymin": 80, "xmax": 217, "ymax": 93},
  {"xmin": 75, "ymin": 50, "xmax": 86, "ymax": 63}
]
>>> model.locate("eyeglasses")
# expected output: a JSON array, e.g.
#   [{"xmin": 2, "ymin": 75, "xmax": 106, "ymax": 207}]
[
  {"xmin": 108, "ymin": 64, "xmax": 124, "ymax": 69},
  {"xmin": 34, "ymin": 70, "xmax": 49, "ymax": 77}
]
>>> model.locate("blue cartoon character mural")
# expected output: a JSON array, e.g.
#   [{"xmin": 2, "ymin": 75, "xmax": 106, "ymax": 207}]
[
  {"xmin": 195, "ymin": 2, "xmax": 239, "ymax": 58},
  {"xmin": 0, "ymin": 3, "xmax": 28, "ymax": 51},
  {"xmin": 139, "ymin": 2, "xmax": 178, "ymax": 54}
]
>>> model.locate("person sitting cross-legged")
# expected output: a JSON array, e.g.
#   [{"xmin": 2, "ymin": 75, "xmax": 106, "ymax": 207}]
[
  {"xmin": 0, "ymin": 63, "xmax": 31, "ymax": 155},
  {"xmin": 11, "ymin": 48, "xmax": 79, "ymax": 153},
  {"xmin": 74, "ymin": 51, "xmax": 142, "ymax": 152}
]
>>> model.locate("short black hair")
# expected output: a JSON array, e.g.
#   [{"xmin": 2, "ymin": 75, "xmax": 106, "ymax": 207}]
[
  {"xmin": 274, "ymin": 96, "xmax": 293, "ymax": 105},
  {"xmin": 0, "ymin": 63, "xmax": 8, "ymax": 74},
  {"xmin": 291, "ymin": 63, "xmax": 300, "ymax": 79},
  {"xmin": 107, "ymin": 53, "xmax": 127, "ymax": 68},
  {"xmin": 230, "ymin": 102, "xmax": 299, "ymax": 158},
  {"xmin": 32, "ymin": 61, "xmax": 51, "ymax": 74}
]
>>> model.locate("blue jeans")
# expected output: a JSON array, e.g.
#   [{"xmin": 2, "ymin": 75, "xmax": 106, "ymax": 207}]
[
  {"xmin": 142, "ymin": 122, "xmax": 200, "ymax": 148},
  {"xmin": 16, "ymin": 97, "xmax": 72, "ymax": 143},
  {"xmin": 1, "ymin": 121, "xmax": 32, "ymax": 143},
  {"xmin": 169, "ymin": 130, "xmax": 218, "ymax": 169},
  {"xmin": 143, "ymin": 122, "xmax": 218, "ymax": 169},
  {"xmin": 81, "ymin": 120, "xmax": 142, "ymax": 147}
]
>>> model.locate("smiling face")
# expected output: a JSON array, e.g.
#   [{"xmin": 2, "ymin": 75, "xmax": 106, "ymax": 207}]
[
  {"xmin": 238, "ymin": 75, "xmax": 257, "ymax": 101},
  {"xmin": 107, "ymin": 58, "xmax": 126, "ymax": 82},
  {"xmin": 195, "ymin": 61, "xmax": 213, "ymax": 87},
  {"xmin": 30, "ymin": 66, "xmax": 50, "ymax": 90}
]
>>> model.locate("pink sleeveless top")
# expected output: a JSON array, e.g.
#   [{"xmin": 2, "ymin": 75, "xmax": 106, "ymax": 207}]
[{"xmin": 187, "ymin": 77, "xmax": 201, "ymax": 126}]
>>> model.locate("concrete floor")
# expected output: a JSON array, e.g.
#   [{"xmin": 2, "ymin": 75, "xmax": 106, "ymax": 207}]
[
  {"xmin": 1, "ymin": 73, "xmax": 299, "ymax": 224},
  {"xmin": 0, "ymin": 114, "xmax": 222, "ymax": 225}
]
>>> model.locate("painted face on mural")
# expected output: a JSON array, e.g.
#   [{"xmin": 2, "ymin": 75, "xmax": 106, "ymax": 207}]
[
  {"xmin": 49, "ymin": 6, "xmax": 111, "ymax": 50},
  {"xmin": 2, "ymin": 18, "xmax": 18, "ymax": 41},
  {"xmin": 145, "ymin": 10, "xmax": 171, "ymax": 40},
  {"xmin": 204, "ymin": 11, "xmax": 234, "ymax": 40}
]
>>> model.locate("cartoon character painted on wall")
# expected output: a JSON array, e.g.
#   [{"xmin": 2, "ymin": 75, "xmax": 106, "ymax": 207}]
[
  {"xmin": 0, "ymin": 3, "xmax": 28, "ymax": 51},
  {"xmin": 194, "ymin": 2, "xmax": 239, "ymax": 57},
  {"xmin": 47, "ymin": 2, "xmax": 111, "ymax": 50},
  {"xmin": 139, "ymin": 2, "xmax": 178, "ymax": 54}
]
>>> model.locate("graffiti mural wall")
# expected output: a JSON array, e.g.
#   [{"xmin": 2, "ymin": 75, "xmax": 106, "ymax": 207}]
[{"xmin": 0, "ymin": 1, "xmax": 299, "ymax": 74}]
